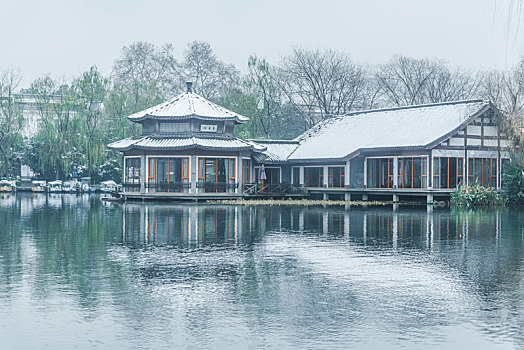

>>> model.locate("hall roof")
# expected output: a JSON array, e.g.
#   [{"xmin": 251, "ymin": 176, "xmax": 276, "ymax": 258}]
[
  {"xmin": 249, "ymin": 140, "xmax": 300, "ymax": 164},
  {"xmin": 287, "ymin": 100, "xmax": 492, "ymax": 161}
]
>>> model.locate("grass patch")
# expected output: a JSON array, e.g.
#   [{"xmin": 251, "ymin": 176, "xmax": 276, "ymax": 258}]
[{"xmin": 206, "ymin": 199, "xmax": 394, "ymax": 206}]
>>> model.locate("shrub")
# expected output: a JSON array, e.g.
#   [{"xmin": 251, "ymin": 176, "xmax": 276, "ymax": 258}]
[
  {"xmin": 451, "ymin": 185, "xmax": 506, "ymax": 207},
  {"xmin": 501, "ymin": 160, "xmax": 524, "ymax": 204}
]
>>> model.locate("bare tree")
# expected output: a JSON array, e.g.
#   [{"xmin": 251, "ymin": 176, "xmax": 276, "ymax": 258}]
[
  {"xmin": 276, "ymin": 47, "xmax": 370, "ymax": 128},
  {"xmin": 0, "ymin": 68, "xmax": 23, "ymax": 177},
  {"xmin": 376, "ymin": 55, "xmax": 478, "ymax": 107},
  {"xmin": 479, "ymin": 63, "xmax": 524, "ymax": 143},
  {"xmin": 112, "ymin": 41, "xmax": 181, "ymax": 110},
  {"xmin": 426, "ymin": 66, "xmax": 480, "ymax": 103},
  {"xmin": 183, "ymin": 41, "xmax": 239, "ymax": 100}
]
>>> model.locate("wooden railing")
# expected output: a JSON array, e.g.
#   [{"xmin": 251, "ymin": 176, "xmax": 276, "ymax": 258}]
[
  {"xmin": 196, "ymin": 182, "xmax": 239, "ymax": 193},
  {"xmin": 146, "ymin": 181, "xmax": 190, "ymax": 193},
  {"xmin": 122, "ymin": 182, "xmax": 141, "ymax": 192},
  {"xmin": 242, "ymin": 182, "xmax": 305, "ymax": 195}
]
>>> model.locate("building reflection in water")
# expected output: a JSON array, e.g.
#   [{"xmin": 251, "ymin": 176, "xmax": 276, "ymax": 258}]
[
  {"xmin": 122, "ymin": 203, "xmax": 503, "ymax": 249},
  {"xmin": 123, "ymin": 203, "xmax": 259, "ymax": 247}
]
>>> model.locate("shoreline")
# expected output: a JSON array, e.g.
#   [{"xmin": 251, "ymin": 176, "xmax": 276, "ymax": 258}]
[{"xmin": 205, "ymin": 199, "xmax": 424, "ymax": 206}]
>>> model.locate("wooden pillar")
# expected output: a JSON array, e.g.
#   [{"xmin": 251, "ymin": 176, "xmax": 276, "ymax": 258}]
[
  {"xmin": 140, "ymin": 154, "xmax": 146, "ymax": 194},
  {"xmin": 464, "ymin": 125, "xmax": 468, "ymax": 186},
  {"xmin": 323, "ymin": 165, "xmax": 329, "ymax": 188},
  {"xmin": 497, "ymin": 118, "xmax": 501, "ymax": 189},
  {"xmin": 344, "ymin": 160, "xmax": 350, "ymax": 187},
  {"xmin": 428, "ymin": 150, "xmax": 433, "ymax": 189},
  {"xmin": 121, "ymin": 155, "xmax": 125, "ymax": 186},
  {"xmin": 393, "ymin": 156, "xmax": 399, "ymax": 188},
  {"xmin": 236, "ymin": 156, "xmax": 243, "ymax": 194},
  {"xmin": 190, "ymin": 154, "xmax": 197, "ymax": 194},
  {"xmin": 363, "ymin": 158, "xmax": 367, "ymax": 188}
]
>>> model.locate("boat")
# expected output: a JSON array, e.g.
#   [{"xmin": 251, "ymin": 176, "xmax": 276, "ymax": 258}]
[
  {"xmin": 100, "ymin": 180, "xmax": 118, "ymax": 193},
  {"xmin": 62, "ymin": 181, "xmax": 76, "ymax": 193},
  {"xmin": 0, "ymin": 180, "xmax": 16, "ymax": 192},
  {"xmin": 47, "ymin": 180, "xmax": 63, "ymax": 193},
  {"xmin": 71, "ymin": 180, "xmax": 81, "ymax": 193},
  {"xmin": 31, "ymin": 180, "xmax": 47, "ymax": 193},
  {"xmin": 80, "ymin": 177, "xmax": 95, "ymax": 193}
]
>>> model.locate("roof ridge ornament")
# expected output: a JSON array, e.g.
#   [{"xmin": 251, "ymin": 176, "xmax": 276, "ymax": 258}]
[{"xmin": 186, "ymin": 81, "xmax": 193, "ymax": 93}]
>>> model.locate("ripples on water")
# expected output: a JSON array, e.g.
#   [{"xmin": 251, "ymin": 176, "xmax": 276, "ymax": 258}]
[{"xmin": 0, "ymin": 193, "xmax": 523, "ymax": 349}]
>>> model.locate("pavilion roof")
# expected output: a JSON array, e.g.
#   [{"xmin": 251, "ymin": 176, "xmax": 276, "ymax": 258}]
[
  {"xmin": 127, "ymin": 83, "xmax": 248, "ymax": 124},
  {"xmin": 107, "ymin": 133, "xmax": 265, "ymax": 152}
]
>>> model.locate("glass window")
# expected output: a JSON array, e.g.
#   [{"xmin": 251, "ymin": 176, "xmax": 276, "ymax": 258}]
[
  {"xmin": 148, "ymin": 157, "xmax": 189, "ymax": 193},
  {"xmin": 328, "ymin": 167, "xmax": 344, "ymax": 188},
  {"xmin": 422, "ymin": 158, "xmax": 428, "ymax": 188},
  {"xmin": 242, "ymin": 159, "xmax": 251, "ymax": 184},
  {"xmin": 490, "ymin": 159, "xmax": 497, "ymax": 188},
  {"xmin": 398, "ymin": 157, "xmax": 427, "ymax": 189},
  {"xmin": 468, "ymin": 158, "xmax": 497, "ymax": 188},
  {"xmin": 125, "ymin": 158, "xmax": 141, "ymax": 192},
  {"xmin": 198, "ymin": 158, "xmax": 237, "ymax": 193},
  {"xmin": 159, "ymin": 122, "xmax": 190, "ymax": 133},
  {"xmin": 148, "ymin": 158, "xmax": 155, "ymax": 178},
  {"xmin": 292, "ymin": 167, "xmax": 300, "ymax": 186},
  {"xmin": 403, "ymin": 158, "xmax": 413, "ymax": 189},
  {"xmin": 304, "ymin": 167, "xmax": 323, "ymax": 187},
  {"xmin": 367, "ymin": 158, "xmax": 393, "ymax": 188},
  {"xmin": 457, "ymin": 158, "xmax": 464, "ymax": 186},
  {"xmin": 440, "ymin": 157, "xmax": 448, "ymax": 189}
]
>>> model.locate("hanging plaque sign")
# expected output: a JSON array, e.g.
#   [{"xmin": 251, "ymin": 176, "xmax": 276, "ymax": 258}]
[{"xmin": 200, "ymin": 124, "xmax": 218, "ymax": 132}]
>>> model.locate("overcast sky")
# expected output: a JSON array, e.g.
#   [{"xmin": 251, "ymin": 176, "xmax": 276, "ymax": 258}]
[{"xmin": 1, "ymin": 0, "xmax": 522, "ymax": 86}]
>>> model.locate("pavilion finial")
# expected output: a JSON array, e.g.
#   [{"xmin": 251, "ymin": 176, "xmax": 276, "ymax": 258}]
[{"xmin": 186, "ymin": 81, "xmax": 193, "ymax": 93}]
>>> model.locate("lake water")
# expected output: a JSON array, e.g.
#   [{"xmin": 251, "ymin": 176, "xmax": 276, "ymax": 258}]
[{"xmin": 0, "ymin": 193, "xmax": 523, "ymax": 349}]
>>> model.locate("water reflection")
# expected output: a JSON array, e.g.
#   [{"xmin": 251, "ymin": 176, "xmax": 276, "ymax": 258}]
[
  {"xmin": 1, "ymin": 193, "xmax": 523, "ymax": 349},
  {"xmin": 122, "ymin": 202, "xmax": 506, "ymax": 251},
  {"xmin": 123, "ymin": 203, "xmax": 258, "ymax": 247}
]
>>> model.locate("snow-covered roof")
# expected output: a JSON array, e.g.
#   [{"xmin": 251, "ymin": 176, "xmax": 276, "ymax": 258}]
[
  {"xmin": 127, "ymin": 90, "xmax": 248, "ymax": 124},
  {"xmin": 249, "ymin": 139, "xmax": 300, "ymax": 163},
  {"xmin": 108, "ymin": 133, "xmax": 266, "ymax": 152},
  {"xmin": 288, "ymin": 100, "xmax": 491, "ymax": 161}
]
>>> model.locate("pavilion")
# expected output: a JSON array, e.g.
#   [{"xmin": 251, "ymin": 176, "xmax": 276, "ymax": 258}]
[{"xmin": 108, "ymin": 82, "xmax": 268, "ymax": 199}]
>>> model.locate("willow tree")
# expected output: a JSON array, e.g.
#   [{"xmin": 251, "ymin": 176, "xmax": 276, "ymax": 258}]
[
  {"xmin": 73, "ymin": 66, "xmax": 109, "ymax": 180},
  {"xmin": 0, "ymin": 69, "xmax": 23, "ymax": 178},
  {"xmin": 30, "ymin": 77, "xmax": 81, "ymax": 179}
]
